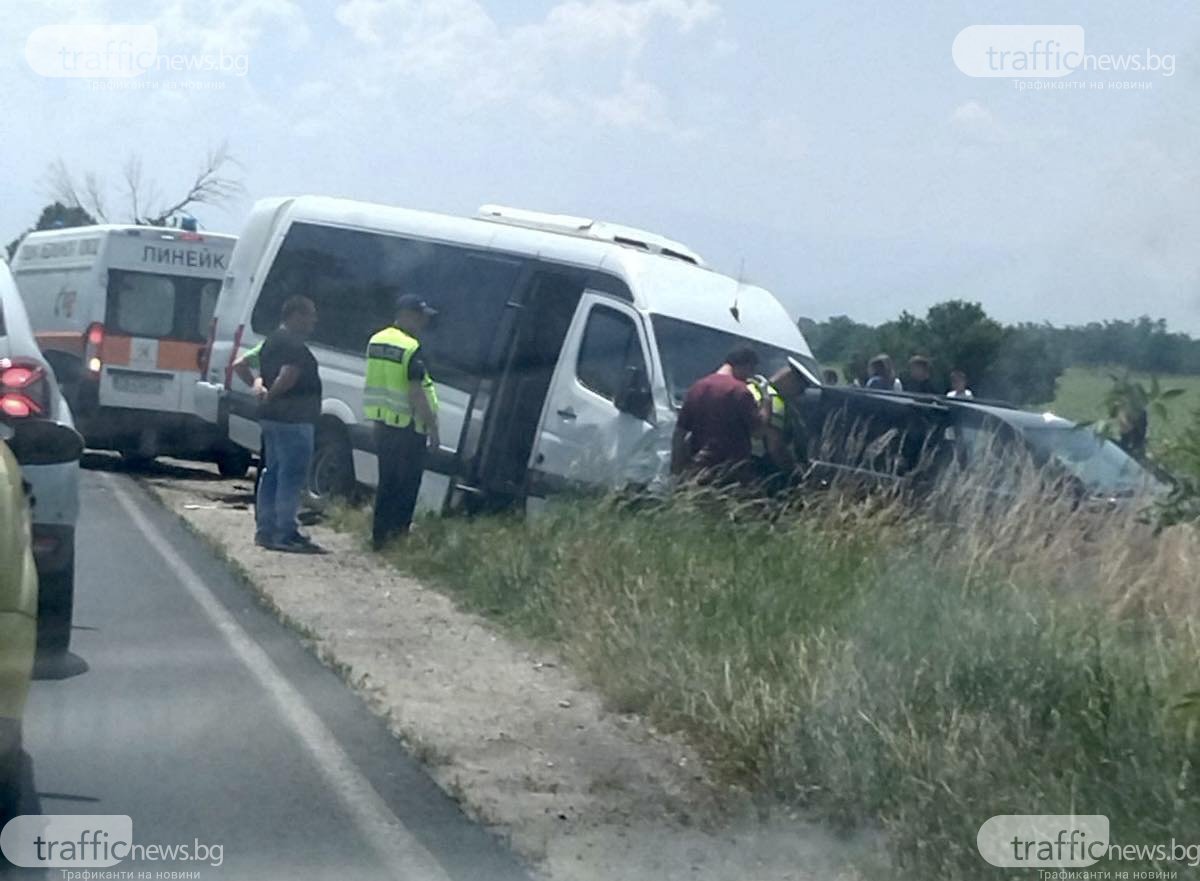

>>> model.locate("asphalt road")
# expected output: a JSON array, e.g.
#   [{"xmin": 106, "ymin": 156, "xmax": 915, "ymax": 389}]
[{"xmin": 6, "ymin": 469, "xmax": 531, "ymax": 881}]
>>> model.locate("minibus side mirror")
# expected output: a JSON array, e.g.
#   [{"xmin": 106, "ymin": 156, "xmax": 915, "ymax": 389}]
[{"xmin": 615, "ymin": 366, "xmax": 655, "ymax": 422}]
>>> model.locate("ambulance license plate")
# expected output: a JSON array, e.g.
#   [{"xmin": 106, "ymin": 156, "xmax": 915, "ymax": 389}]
[{"xmin": 112, "ymin": 372, "xmax": 168, "ymax": 395}]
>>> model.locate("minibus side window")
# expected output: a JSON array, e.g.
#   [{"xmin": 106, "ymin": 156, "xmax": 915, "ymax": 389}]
[
  {"xmin": 576, "ymin": 306, "xmax": 645, "ymax": 403},
  {"xmin": 251, "ymin": 223, "xmax": 524, "ymax": 385},
  {"xmin": 424, "ymin": 252, "xmax": 524, "ymax": 379}
]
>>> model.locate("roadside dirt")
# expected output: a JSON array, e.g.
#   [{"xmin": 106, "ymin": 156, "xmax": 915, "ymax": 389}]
[{"xmin": 122, "ymin": 456, "xmax": 878, "ymax": 881}]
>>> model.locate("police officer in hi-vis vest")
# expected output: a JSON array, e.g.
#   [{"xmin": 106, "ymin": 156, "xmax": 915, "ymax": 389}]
[
  {"xmin": 364, "ymin": 294, "xmax": 440, "ymax": 549},
  {"xmin": 746, "ymin": 360, "xmax": 819, "ymax": 492}
]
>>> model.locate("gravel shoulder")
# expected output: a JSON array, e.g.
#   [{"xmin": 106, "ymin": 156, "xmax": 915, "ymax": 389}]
[{"xmin": 129, "ymin": 457, "xmax": 877, "ymax": 881}]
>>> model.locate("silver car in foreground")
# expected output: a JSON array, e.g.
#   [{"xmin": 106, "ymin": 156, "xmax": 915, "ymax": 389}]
[{"xmin": 0, "ymin": 259, "xmax": 81, "ymax": 655}]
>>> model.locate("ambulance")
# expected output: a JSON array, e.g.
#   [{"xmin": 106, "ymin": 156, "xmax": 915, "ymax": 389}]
[{"xmin": 10, "ymin": 225, "xmax": 248, "ymax": 475}]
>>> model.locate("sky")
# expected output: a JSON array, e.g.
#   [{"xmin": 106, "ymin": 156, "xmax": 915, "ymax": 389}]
[{"xmin": 2, "ymin": 1, "xmax": 1199, "ymax": 333}]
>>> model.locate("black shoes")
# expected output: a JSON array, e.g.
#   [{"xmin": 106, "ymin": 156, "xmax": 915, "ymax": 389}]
[{"xmin": 262, "ymin": 532, "xmax": 327, "ymax": 554}]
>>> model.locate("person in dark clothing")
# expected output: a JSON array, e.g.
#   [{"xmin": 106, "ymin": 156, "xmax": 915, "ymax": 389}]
[
  {"xmin": 747, "ymin": 362, "xmax": 819, "ymax": 492},
  {"xmin": 671, "ymin": 346, "xmax": 762, "ymax": 483},
  {"xmin": 255, "ymin": 296, "xmax": 324, "ymax": 553},
  {"xmin": 865, "ymin": 354, "xmax": 900, "ymax": 390},
  {"xmin": 1118, "ymin": 406, "xmax": 1149, "ymax": 460},
  {"xmin": 364, "ymin": 295, "xmax": 440, "ymax": 549},
  {"xmin": 906, "ymin": 355, "xmax": 938, "ymax": 394}
]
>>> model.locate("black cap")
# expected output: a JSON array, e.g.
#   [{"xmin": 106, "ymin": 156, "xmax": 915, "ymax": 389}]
[{"xmin": 395, "ymin": 294, "xmax": 438, "ymax": 317}]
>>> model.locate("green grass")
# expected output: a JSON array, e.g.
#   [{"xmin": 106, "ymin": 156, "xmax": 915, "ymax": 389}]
[
  {"xmin": 1048, "ymin": 366, "xmax": 1200, "ymax": 441},
  {"xmin": 341, "ymin": 480, "xmax": 1200, "ymax": 880}
]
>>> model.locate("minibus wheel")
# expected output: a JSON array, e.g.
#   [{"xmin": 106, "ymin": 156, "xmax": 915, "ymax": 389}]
[
  {"xmin": 216, "ymin": 447, "xmax": 252, "ymax": 479},
  {"xmin": 309, "ymin": 422, "xmax": 356, "ymax": 503}
]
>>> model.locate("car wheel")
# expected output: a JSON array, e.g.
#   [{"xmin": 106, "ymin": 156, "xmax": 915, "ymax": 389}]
[
  {"xmin": 37, "ymin": 559, "xmax": 74, "ymax": 657},
  {"xmin": 309, "ymin": 425, "xmax": 356, "ymax": 503},
  {"xmin": 216, "ymin": 447, "xmax": 252, "ymax": 479}
]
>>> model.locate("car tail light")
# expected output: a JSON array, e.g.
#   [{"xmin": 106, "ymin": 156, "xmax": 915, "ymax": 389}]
[
  {"xmin": 200, "ymin": 317, "xmax": 218, "ymax": 375},
  {"xmin": 83, "ymin": 322, "xmax": 105, "ymax": 377},
  {"xmin": 31, "ymin": 533, "xmax": 60, "ymax": 558},
  {"xmin": 224, "ymin": 323, "xmax": 245, "ymax": 390},
  {"xmin": 0, "ymin": 358, "xmax": 50, "ymax": 419}
]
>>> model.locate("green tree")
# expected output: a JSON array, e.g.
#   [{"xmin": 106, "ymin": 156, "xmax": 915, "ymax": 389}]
[
  {"xmin": 5, "ymin": 201, "xmax": 97, "ymax": 260},
  {"xmin": 921, "ymin": 300, "xmax": 1005, "ymax": 390},
  {"xmin": 874, "ymin": 310, "xmax": 926, "ymax": 372},
  {"xmin": 985, "ymin": 323, "xmax": 1065, "ymax": 405},
  {"xmin": 800, "ymin": 314, "xmax": 877, "ymax": 365}
]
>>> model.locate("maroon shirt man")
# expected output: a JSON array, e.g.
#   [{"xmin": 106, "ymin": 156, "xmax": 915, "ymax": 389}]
[{"xmin": 671, "ymin": 346, "xmax": 762, "ymax": 478}]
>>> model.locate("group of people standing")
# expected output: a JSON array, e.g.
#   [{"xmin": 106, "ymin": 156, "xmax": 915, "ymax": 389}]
[
  {"xmin": 669, "ymin": 349, "xmax": 976, "ymax": 488},
  {"xmin": 863, "ymin": 353, "xmax": 973, "ymax": 398},
  {"xmin": 234, "ymin": 293, "xmax": 440, "ymax": 554}
]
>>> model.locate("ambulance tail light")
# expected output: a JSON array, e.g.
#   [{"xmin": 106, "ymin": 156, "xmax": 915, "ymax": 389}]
[
  {"xmin": 0, "ymin": 358, "xmax": 50, "ymax": 419},
  {"xmin": 83, "ymin": 323, "xmax": 105, "ymax": 377},
  {"xmin": 224, "ymin": 323, "xmax": 245, "ymax": 390}
]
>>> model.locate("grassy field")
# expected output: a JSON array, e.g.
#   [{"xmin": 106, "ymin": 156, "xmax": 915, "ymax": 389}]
[
  {"xmin": 1047, "ymin": 365, "xmax": 1200, "ymax": 441},
  {"xmin": 337, "ymin": 470, "xmax": 1200, "ymax": 879}
]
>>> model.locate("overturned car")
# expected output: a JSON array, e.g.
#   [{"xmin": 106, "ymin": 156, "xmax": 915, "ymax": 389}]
[{"xmin": 789, "ymin": 384, "xmax": 1168, "ymax": 508}]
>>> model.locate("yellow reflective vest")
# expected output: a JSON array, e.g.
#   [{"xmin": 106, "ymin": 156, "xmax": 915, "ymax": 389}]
[
  {"xmin": 363, "ymin": 326, "xmax": 438, "ymax": 432},
  {"xmin": 748, "ymin": 379, "xmax": 787, "ymax": 459}
]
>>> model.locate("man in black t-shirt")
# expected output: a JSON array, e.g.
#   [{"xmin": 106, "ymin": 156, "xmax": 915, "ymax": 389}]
[{"xmin": 254, "ymin": 295, "xmax": 324, "ymax": 553}]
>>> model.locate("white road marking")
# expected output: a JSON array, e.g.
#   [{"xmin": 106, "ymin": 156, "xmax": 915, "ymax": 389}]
[{"xmin": 105, "ymin": 473, "xmax": 453, "ymax": 881}]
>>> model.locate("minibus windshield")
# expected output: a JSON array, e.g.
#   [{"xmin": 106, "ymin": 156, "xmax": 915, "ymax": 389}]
[{"xmin": 651, "ymin": 314, "xmax": 820, "ymax": 406}]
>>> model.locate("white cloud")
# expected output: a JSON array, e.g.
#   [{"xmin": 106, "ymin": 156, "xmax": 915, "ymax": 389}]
[
  {"xmin": 594, "ymin": 78, "xmax": 669, "ymax": 129},
  {"xmin": 950, "ymin": 99, "xmax": 1008, "ymax": 143},
  {"xmin": 331, "ymin": 0, "xmax": 722, "ymax": 132},
  {"xmin": 149, "ymin": 0, "xmax": 310, "ymax": 56},
  {"xmin": 335, "ymin": 0, "xmax": 497, "ymax": 68},
  {"xmin": 528, "ymin": 0, "xmax": 718, "ymax": 51},
  {"xmin": 758, "ymin": 114, "xmax": 807, "ymax": 161},
  {"xmin": 712, "ymin": 36, "xmax": 738, "ymax": 56}
]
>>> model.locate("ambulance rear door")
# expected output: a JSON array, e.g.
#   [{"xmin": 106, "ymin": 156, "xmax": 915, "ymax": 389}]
[{"xmin": 97, "ymin": 230, "xmax": 232, "ymax": 414}]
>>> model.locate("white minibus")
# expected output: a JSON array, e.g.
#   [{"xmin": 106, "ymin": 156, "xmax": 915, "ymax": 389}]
[{"xmin": 198, "ymin": 197, "xmax": 818, "ymax": 512}]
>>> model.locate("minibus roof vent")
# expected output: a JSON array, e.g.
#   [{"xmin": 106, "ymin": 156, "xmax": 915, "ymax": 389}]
[{"xmin": 476, "ymin": 204, "xmax": 705, "ymax": 266}]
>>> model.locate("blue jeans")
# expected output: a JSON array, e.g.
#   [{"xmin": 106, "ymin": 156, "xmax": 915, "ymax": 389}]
[{"xmin": 255, "ymin": 421, "xmax": 314, "ymax": 544}]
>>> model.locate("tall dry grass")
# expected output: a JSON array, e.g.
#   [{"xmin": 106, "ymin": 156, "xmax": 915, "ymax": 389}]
[{"xmin": 349, "ymin": 458, "xmax": 1200, "ymax": 879}]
